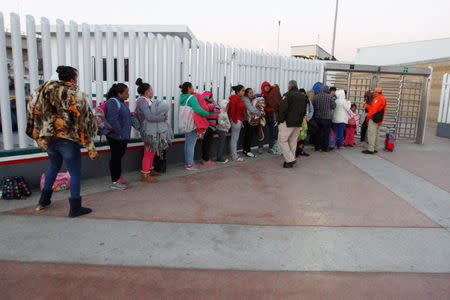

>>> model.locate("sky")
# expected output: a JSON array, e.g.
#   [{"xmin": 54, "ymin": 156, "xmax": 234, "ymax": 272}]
[{"xmin": 3, "ymin": 0, "xmax": 450, "ymax": 61}]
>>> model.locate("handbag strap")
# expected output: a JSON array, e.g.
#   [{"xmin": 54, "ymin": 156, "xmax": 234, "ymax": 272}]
[{"xmin": 185, "ymin": 95, "xmax": 194, "ymax": 107}]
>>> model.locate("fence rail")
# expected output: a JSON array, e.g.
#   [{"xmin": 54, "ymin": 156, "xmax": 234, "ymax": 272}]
[{"xmin": 0, "ymin": 12, "xmax": 324, "ymax": 151}]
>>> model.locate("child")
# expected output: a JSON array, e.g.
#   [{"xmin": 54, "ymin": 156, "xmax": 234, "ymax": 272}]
[
  {"xmin": 216, "ymin": 99, "xmax": 231, "ymax": 163},
  {"xmin": 201, "ymin": 92, "xmax": 221, "ymax": 166},
  {"xmin": 345, "ymin": 103, "xmax": 360, "ymax": 147}
]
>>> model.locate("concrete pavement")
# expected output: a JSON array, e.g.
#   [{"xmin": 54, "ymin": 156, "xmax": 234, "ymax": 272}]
[{"xmin": 0, "ymin": 127, "xmax": 449, "ymax": 299}]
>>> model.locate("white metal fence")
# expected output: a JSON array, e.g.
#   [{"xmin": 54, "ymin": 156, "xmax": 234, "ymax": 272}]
[
  {"xmin": 438, "ymin": 73, "xmax": 450, "ymax": 125},
  {"xmin": 0, "ymin": 12, "xmax": 324, "ymax": 151}
]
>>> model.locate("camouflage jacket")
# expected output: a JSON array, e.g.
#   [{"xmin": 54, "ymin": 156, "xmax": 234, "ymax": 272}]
[{"xmin": 26, "ymin": 80, "xmax": 97, "ymax": 157}]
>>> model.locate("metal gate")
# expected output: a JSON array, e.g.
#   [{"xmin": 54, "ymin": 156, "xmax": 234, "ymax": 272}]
[{"xmin": 323, "ymin": 63, "xmax": 432, "ymax": 144}]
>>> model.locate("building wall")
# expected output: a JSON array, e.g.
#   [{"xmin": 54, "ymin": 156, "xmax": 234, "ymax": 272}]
[
  {"xmin": 408, "ymin": 61, "xmax": 450, "ymax": 123},
  {"xmin": 356, "ymin": 38, "xmax": 450, "ymax": 66}
]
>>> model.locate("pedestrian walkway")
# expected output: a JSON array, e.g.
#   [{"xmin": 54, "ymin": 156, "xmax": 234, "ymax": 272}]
[{"xmin": 0, "ymin": 127, "xmax": 449, "ymax": 299}]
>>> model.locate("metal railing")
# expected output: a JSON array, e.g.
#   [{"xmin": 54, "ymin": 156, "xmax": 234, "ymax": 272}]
[{"xmin": 0, "ymin": 12, "xmax": 324, "ymax": 151}]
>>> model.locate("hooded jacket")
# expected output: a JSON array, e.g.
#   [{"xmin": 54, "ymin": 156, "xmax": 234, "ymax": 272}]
[
  {"xmin": 261, "ymin": 81, "xmax": 274, "ymax": 116},
  {"xmin": 312, "ymin": 85, "xmax": 336, "ymax": 120},
  {"xmin": 332, "ymin": 89, "xmax": 351, "ymax": 124},
  {"xmin": 278, "ymin": 87, "xmax": 307, "ymax": 127}
]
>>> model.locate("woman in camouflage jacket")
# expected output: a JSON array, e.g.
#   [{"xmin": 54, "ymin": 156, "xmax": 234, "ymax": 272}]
[{"xmin": 26, "ymin": 66, "xmax": 97, "ymax": 217}]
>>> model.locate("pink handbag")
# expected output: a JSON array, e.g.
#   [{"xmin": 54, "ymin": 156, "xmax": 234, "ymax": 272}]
[{"xmin": 40, "ymin": 171, "xmax": 70, "ymax": 191}]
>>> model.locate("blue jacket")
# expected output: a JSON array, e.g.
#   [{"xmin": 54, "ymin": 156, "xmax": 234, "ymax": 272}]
[{"xmin": 106, "ymin": 97, "xmax": 131, "ymax": 140}]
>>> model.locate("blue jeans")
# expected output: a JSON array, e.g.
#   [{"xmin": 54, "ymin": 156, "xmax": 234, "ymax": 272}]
[
  {"xmin": 184, "ymin": 131, "xmax": 198, "ymax": 166},
  {"xmin": 333, "ymin": 123, "xmax": 346, "ymax": 147},
  {"xmin": 44, "ymin": 138, "xmax": 81, "ymax": 199},
  {"xmin": 216, "ymin": 130, "xmax": 227, "ymax": 161},
  {"xmin": 258, "ymin": 117, "xmax": 279, "ymax": 149}
]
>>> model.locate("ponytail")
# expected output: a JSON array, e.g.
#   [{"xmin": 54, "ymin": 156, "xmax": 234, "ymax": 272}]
[{"xmin": 231, "ymin": 84, "xmax": 244, "ymax": 94}]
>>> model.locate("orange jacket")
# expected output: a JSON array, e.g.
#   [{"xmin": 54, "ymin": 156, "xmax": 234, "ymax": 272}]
[{"xmin": 366, "ymin": 94, "xmax": 387, "ymax": 125}]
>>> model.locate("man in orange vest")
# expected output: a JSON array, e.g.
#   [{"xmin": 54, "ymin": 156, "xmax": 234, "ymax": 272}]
[{"xmin": 362, "ymin": 87, "xmax": 386, "ymax": 154}]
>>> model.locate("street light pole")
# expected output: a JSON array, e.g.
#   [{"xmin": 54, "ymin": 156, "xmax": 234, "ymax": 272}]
[
  {"xmin": 331, "ymin": 0, "xmax": 339, "ymax": 60},
  {"xmin": 277, "ymin": 20, "xmax": 281, "ymax": 54}
]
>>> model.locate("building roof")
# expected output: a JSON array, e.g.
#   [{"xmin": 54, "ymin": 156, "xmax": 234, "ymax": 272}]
[
  {"xmin": 355, "ymin": 37, "xmax": 450, "ymax": 66},
  {"xmin": 291, "ymin": 44, "xmax": 332, "ymax": 60},
  {"xmin": 36, "ymin": 24, "xmax": 196, "ymax": 41}
]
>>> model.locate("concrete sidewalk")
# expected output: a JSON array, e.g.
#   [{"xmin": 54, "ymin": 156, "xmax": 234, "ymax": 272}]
[{"xmin": 0, "ymin": 127, "xmax": 449, "ymax": 299}]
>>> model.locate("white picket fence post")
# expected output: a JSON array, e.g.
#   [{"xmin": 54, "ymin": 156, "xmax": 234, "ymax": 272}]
[{"xmin": 438, "ymin": 73, "xmax": 450, "ymax": 124}]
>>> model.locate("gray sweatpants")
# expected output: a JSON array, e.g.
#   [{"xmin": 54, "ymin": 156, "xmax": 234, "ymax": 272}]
[{"xmin": 230, "ymin": 120, "xmax": 242, "ymax": 159}]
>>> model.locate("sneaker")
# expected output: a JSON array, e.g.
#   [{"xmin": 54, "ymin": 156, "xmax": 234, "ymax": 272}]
[
  {"xmin": 216, "ymin": 158, "xmax": 229, "ymax": 164},
  {"xmin": 339, "ymin": 147, "xmax": 345, "ymax": 150},
  {"xmin": 202, "ymin": 160, "xmax": 216, "ymax": 166},
  {"xmin": 258, "ymin": 148, "xmax": 264, "ymax": 155},
  {"xmin": 118, "ymin": 177, "xmax": 128, "ymax": 186},
  {"xmin": 246, "ymin": 152, "xmax": 256, "ymax": 158},
  {"xmin": 186, "ymin": 164, "xmax": 199, "ymax": 171},
  {"xmin": 111, "ymin": 181, "xmax": 127, "ymax": 190},
  {"xmin": 362, "ymin": 150, "xmax": 375, "ymax": 155},
  {"xmin": 232, "ymin": 157, "xmax": 244, "ymax": 162}
]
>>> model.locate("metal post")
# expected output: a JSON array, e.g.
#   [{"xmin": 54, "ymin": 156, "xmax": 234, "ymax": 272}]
[
  {"xmin": 0, "ymin": 12, "xmax": 13, "ymax": 150},
  {"xmin": 41, "ymin": 17, "xmax": 52, "ymax": 81},
  {"xmin": 331, "ymin": 0, "xmax": 339, "ymax": 59},
  {"xmin": 416, "ymin": 67, "xmax": 433, "ymax": 144},
  {"xmin": 26, "ymin": 15, "xmax": 39, "ymax": 92},
  {"xmin": 277, "ymin": 20, "xmax": 281, "ymax": 54},
  {"xmin": 94, "ymin": 26, "xmax": 103, "ymax": 104}
]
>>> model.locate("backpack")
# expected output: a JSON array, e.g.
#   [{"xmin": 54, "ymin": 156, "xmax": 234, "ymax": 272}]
[
  {"xmin": 94, "ymin": 98, "xmax": 121, "ymax": 137},
  {"xmin": 130, "ymin": 97, "xmax": 149, "ymax": 132},
  {"xmin": 384, "ymin": 133, "xmax": 395, "ymax": 152},
  {"xmin": 329, "ymin": 128, "xmax": 336, "ymax": 149}
]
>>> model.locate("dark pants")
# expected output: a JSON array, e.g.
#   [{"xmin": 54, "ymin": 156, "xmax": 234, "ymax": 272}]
[
  {"xmin": 44, "ymin": 138, "xmax": 81, "ymax": 199},
  {"xmin": 316, "ymin": 119, "xmax": 332, "ymax": 151},
  {"xmin": 201, "ymin": 127, "xmax": 215, "ymax": 161},
  {"xmin": 106, "ymin": 136, "xmax": 128, "ymax": 182},
  {"xmin": 258, "ymin": 117, "xmax": 278, "ymax": 149},
  {"xmin": 243, "ymin": 121, "xmax": 256, "ymax": 153},
  {"xmin": 360, "ymin": 118, "xmax": 368, "ymax": 142},
  {"xmin": 333, "ymin": 123, "xmax": 346, "ymax": 147},
  {"xmin": 216, "ymin": 130, "xmax": 227, "ymax": 161}
]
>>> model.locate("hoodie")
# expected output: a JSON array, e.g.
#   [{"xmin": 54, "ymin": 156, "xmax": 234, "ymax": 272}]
[
  {"xmin": 312, "ymin": 85, "xmax": 336, "ymax": 120},
  {"xmin": 332, "ymin": 89, "xmax": 351, "ymax": 124},
  {"xmin": 261, "ymin": 81, "xmax": 274, "ymax": 116}
]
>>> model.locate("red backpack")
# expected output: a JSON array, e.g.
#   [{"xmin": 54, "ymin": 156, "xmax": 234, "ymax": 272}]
[{"xmin": 384, "ymin": 133, "xmax": 395, "ymax": 152}]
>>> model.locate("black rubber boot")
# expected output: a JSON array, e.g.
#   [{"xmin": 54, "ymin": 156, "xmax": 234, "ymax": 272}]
[
  {"xmin": 68, "ymin": 197, "xmax": 92, "ymax": 218},
  {"xmin": 36, "ymin": 189, "xmax": 53, "ymax": 211}
]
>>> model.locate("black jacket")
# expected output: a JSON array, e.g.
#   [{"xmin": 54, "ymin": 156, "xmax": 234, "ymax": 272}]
[{"xmin": 278, "ymin": 87, "xmax": 307, "ymax": 127}]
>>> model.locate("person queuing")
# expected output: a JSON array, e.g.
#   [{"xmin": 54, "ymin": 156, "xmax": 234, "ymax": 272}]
[
  {"xmin": 216, "ymin": 98, "xmax": 231, "ymax": 163},
  {"xmin": 344, "ymin": 103, "xmax": 360, "ymax": 147},
  {"xmin": 179, "ymin": 82, "xmax": 210, "ymax": 170},
  {"xmin": 201, "ymin": 91, "xmax": 221, "ymax": 166},
  {"xmin": 228, "ymin": 85, "xmax": 246, "ymax": 162},
  {"xmin": 360, "ymin": 90, "xmax": 374, "ymax": 143},
  {"xmin": 242, "ymin": 88, "xmax": 261, "ymax": 158},
  {"xmin": 26, "ymin": 66, "xmax": 97, "ymax": 217},
  {"xmin": 278, "ymin": 80, "xmax": 307, "ymax": 168},
  {"xmin": 307, "ymin": 82, "xmax": 322, "ymax": 149},
  {"xmin": 332, "ymin": 89, "xmax": 351, "ymax": 150},
  {"xmin": 258, "ymin": 81, "xmax": 279, "ymax": 153},
  {"xmin": 296, "ymin": 88, "xmax": 314, "ymax": 157},
  {"xmin": 363, "ymin": 87, "xmax": 386, "ymax": 154},
  {"xmin": 312, "ymin": 85, "xmax": 336, "ymax": 152},
  {"xmin": 105, "ymin": 83, "xmax": 132, "ymax": 190},
  {"xmin": 134, "ymin": 78, "xmax": 169, "ymax": 183}
]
